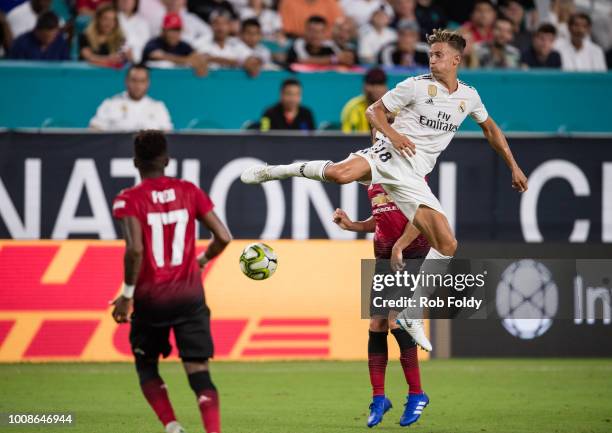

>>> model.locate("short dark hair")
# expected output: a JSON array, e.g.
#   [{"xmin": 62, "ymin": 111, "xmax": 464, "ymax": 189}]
[
  {"xmin": 241, "ymin": 18, "xmax": 261, "ymax": 32},
  {"xmin": 569, "ymin": 12, "xmax": 591, "ymax": 27},
  {"xmin": 536, "ymin": 23, "xmax": 557, "ymax": 36},
  {"xmin": 307, "ymin": 15, "xmax": 328, "ymax": 27},
  {"xmin": 281, "ymin": 78, "xmax": 301, "ymax": 91},
  {"xmin": 364, "ymin": 67, "xmax": 387, "ymax": 85},
  {"xmin": 474, "ymin": 0, "xmax": 495, "ymax": 9},
  {"xmin": 35, "ymin": 11, "xmax": 59, "ymax": 31},
  {"xmin": 127, "ymin": 63, "xmax": 150, "ymax": 77},
  {"xmin": 134, "ymin": 130, "xmax": 167, "ymax": 163},
  {"xmin": 427, "ymin": 28, "xmax": 467, "ymax": 54}
]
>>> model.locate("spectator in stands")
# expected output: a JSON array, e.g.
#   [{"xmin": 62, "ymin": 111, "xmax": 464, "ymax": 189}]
[
  {"xmin": 461, "ymin": 0, "xmax": 496, "ymax": 44},
  {"xmin": 77, "ymin": 0, "xmax": 109, "ymax": 17},
  {"xmin": 260, "ymin": 78, "xmax": 315, "ymax": 131},
  {"xmin": 188, "ymin": 0, "xmax": 238, "ymax": 24},
  {"xmin": 142, "ymin": 12, "xmax": 208, "ymax": 76},
  {"xmin": 378, "ymin": 20, "xmax": 428, "ymax": 68},
  {"xmin": 415, "ymin": 0, "xmax": 447, "ymax": 41},
  {"xmin": 474, "ymin": 17, "xmax": 520, "ymax": 68},
  {"xmin": 499, "ymin": 0, "xmax": 531, "ymax": 52},
  {"xmin": 116, "ymin": 0, "xmax": 150, "ymax": 63},
  {"xmin": 391, "ymin": 0, "xmax": 418, "ymax": 32},
  {"xmin": 8, "ymin": 11, "xmax": 68, "ymax": 60},
  {"xmin": 358, "ymin": 6, "xmax": 397, "ymax": 64},
  {"xmin": 6, "ymin": 0, "xmax": 51, "ymax": 39},
  {"xmin": 196, "ymin": 10, "xmax": 256, "ymax": 74},
  {"xmin": 332, "ymin": 17, "xmax": 358, "ymax": 64},
  {"xmin": 286, "ymin": 15, "xmax": 353, "ymax": 68},
  {"xmin": 521, "ymin": 23, "xmax": 561, "ymax": 68},
  {"xmin": 341, "ymin": 67, "xmax": 387, "ymax": 133},
  {"xmin": 90, "ymin": 64, "xmax": 173, "ymax": 131},
  {"xmin": 239, "ymin": 0, "xmax": 283, "ymax": 42},
  {"xmin": 240, "ymin": 18, "xmax": 273, "ymax": 68},
  {"xmin": 0, "ymin": 11, "xmax": 12, "ymax": 57},
  {"xmin": 541, "ymin": 0, "xmax": 574, "ymax": 42},
  {"xmin": 340, "ymin": 0, "xmax": 389, "ymax": 29},
  {"xmin": 80, "ymin": 4, "xmax": 132, "ymax": 67},
  {"xmin": 141, "ymin": 0, "xmax": 212, "ymax": 47},
  {"xmin": 279, "ymin": 0, "xmax": 343, "ymax": 38},
  {"xmin": 556, "ymin": 12, "xmax": 606, "ymax": 71}
]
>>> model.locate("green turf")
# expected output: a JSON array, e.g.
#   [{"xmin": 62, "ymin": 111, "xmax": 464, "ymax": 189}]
[{"xmin": 1, "ymin": 359, "xmax": 611, "ymax": 433}]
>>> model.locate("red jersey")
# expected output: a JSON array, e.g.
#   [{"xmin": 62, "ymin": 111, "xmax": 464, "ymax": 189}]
[
  {"xmin": 368, "ymin": 184, "xmax": 429, "ymax": 259},
  {"xmin": 112, "ymin": 176, "xmax": 214, "ymax": 321}
]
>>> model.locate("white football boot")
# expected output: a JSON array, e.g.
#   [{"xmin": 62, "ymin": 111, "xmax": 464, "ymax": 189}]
[
  {"xmin": 240, "ymin": 164, "xmax": 278, "ymax": 184},
  {"xmin": 396, "ymin": 310, "xmax": 433, "ymax": 352}
]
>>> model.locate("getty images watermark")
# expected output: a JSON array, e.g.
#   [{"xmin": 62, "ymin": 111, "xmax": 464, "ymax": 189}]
[{"xmin": 360, "ymin": 259, "xmax": 612, "ymax": 321}]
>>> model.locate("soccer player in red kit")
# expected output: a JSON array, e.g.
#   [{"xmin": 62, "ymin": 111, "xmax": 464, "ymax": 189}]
[
  {"xmin": 110, "ymin": 130, "xmax": 231, "ymax": 433},
  {"xmin": 333, "ymin": 183, "xmax": 431, "ymax": 428}
]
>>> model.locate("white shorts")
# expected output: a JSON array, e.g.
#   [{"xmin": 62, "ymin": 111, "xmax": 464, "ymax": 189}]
[{"xmin": 350, "ymin": 139, "xmax": 446, "ymax": 222}]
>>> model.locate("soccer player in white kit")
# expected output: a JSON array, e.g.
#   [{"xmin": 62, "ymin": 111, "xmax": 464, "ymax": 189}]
[{"xmin": 241, "ymin": 29, "xmax": 528, "ymax": 351}]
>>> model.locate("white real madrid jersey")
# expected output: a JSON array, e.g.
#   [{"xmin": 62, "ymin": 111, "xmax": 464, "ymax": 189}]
[
  {"xmin": 89, "ymin": 92, "xmax": 173, "ymax": 131},
  {"xmin": 377, "ymin": 74, "xmax": 489, "ymax": 176}
]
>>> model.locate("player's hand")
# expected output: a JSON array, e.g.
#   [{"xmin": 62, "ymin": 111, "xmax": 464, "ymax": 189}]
[
  {"xmin": 110, "ymin": 296, "xmax": 133, "ymax": 324},
  {"xmin": 390, "ymin": 245, "xmax": 405, "ymax": 272},
  {"xmin": 333, "ymin": 208, "xmax": 353, "ymax": 230},
  {"xmin": 389, "ymin": 133, "xmax": 416, "ymax": 158},
  {"xmin": 511, "ymin": 167, "xmax": 528, "ymax": 192},
  {"xmin": 197, "ymin": 252, "xmax": 210, "ymax": 269}
]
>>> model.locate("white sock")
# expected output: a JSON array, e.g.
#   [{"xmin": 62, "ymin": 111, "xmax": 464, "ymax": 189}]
[
  {"xmin": 410, "ymin": 248, "xmax": 453, "ymax": 319},
  {"xmin": 425, "ymin": 247, "xmax": 453, "ymax": 262},
  {"xmin": 269, "ymin": 160, "xmax": 332, "ymax": 181}
]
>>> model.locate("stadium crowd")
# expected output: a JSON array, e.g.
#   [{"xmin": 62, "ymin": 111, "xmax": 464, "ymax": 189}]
[{"xmin": 0, "ymin": 0, "xmax": 610, "ymax": 131}]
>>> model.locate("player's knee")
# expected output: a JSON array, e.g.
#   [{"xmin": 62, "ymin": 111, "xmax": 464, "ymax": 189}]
[
  {"xmin": 369, "ymin": 318, "xmax": 389, "ymax": 332},
  {"xmin": 135, "ymin": 357, "xmax": 160, "ymax": 385},
  {"xmin": 325, "ymin": 163, "xmax": 353, "ymax": 184},
  {"xmin": 187, "ymin": 369, "xmax": 216, "ymax": 394}
]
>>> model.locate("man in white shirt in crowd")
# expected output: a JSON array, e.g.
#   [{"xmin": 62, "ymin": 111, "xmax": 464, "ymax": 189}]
[
  {"xmin": 140, "ymin": 0, "xmax": 211, "ymax": 47},
  {"xmin": 196, "ymin": 10, "xmax": 255, "ymax": 74},
  {"xmin": 556, "ymin": 12, "xmax": 606, "ymax": 71},
  {"xmin": 117, "ymin": 0, "xmax": 150, "ymax": 63},
  {"xmin": 359, "ymin": 6, "xmax": 397, "ymax": 64},
  {"xmin": 90, "ymin": 64, "xmax": 173, "ymax": 131},
  {"xmin": 7, "ymin": 0, "xmax": 51, "ymax": 39},
  {"xmin": 239, "ymin": 17, "xmax": 274, "ymax": 73}
]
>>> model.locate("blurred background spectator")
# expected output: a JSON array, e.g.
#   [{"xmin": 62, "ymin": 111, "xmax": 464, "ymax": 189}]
[
  {"xmin": 499, "ymin": 0, "xmax": 532, "ymax": 52},
  {"xmin": 331, "ymin": 17, "xmax": 358, "ymax": 64},
  {"xmin": 340, "ymin": 0, "xmax": 390, "ymax": 29},
  {"xmin": 539, "ymin": 0, "xmax": 574, "ymax": 42},
  {"xmin": 6, "ymin": 0, "xmax": 51, "ymax": 39},
  {"xmin": 358, "ymin": 6, "xmax": 396, "ymax": 64},
  {"xmin": 239, "ymin": 0, "xmax": 283, "ymax": 42},
  {"xmin": 555, "ymin": 12, "xmax": 606, "ymax": 71},
  {"xmin": 79, "ymin": 4, "xmax": 131, "ymax": 67},
  {"xmin": 116, "ymin": 0, "xmax": 150, "ymax": 64},
  {"xmin": 0, "ymin": 11, "xmax": 12, "ymax": 57},
  {"xmin": 415, "ymin": 0, "xmax": 447, "ymax": 40},
  {"xmin": 142, "ymin": 12, "xmax": 208, "ymax": 76},
  {"xmin": 260, "ymin": 78, "xmax": 315, "ymax": 131},
  {"xmin": 461, "ymin": 0, "xmax": 496, "ymax": 44},
  {"xmin": 8, "ymin": 10, "xmax": 68, "ymax": 60},
  {"xmin": 378, "ymin": 20, "xmax": 428, "ymax": 68},
  {"xmin": 196, "ymin": 10, "xmax": 254, "ymax": 73},
  {"xmin": 239, "ymin": 18, "xmax": 274, "ymax": 70},
  {"xmin": 77, "ymin": 0, "xmax": 108, "ymax": 17},
  {"xmin": 188, "ymin": 0, "xmax": 238, "ymax": 24},
  {"xmin": 474, "ymin": 17, "xmax": 520, "ymax": 68},
  {"xmin": 391, "ymin": 0, "xmax": 417, "ymax": 30},
  {"xmin": 89, "ymin": 64, "xmax": 173, "ymax": 131},
  {"xmin": 341, "ymin": 67, "xmax": 387, "ymax": 133},
  {"xmin": 140, "ymin": 0, "xmax": 212, "ymax": 47},
  {"xmin": 286, "ymin": 15, "xmax": 352, "ymax": 69},
  {"xmin": 521, "ymin": 23, "xmax": 561, "ymax": 68},
  {"xmin": 279, "ymin": 0, "xmax": 343, "ymax": 38}
]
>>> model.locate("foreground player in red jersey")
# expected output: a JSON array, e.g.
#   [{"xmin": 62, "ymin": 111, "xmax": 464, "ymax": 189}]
[
  {"xmin": 333, "ymin": 183, "xmax": 431, "ymax": 428},
  {"xmin": 110, "ymin": 130, "xmax": 231, "ymax": 433}
]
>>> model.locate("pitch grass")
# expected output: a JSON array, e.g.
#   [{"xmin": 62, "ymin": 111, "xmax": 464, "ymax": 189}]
[{"xmin": 1, "ymin": 359, "xmax": 611, "ymax": 433}]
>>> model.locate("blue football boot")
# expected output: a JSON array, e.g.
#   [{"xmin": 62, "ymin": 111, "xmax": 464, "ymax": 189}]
[
  {"xmin": 399, "ymin": 393, "xmax": 429, "ymax": 427},
  {"xmin": 367, "ymin": 395, "xmax": 393, "ymax": 428}
]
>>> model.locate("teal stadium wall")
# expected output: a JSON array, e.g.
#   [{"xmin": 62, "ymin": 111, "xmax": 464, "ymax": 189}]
[{"xmin": 1, "ymin": 61, "xmax": 611, "ymax": 132}]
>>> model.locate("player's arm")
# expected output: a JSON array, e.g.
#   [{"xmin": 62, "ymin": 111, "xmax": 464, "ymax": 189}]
[
  {"xmin": 390, "ymin": 222, "xmax": 422, "ymax": 272},
  {"xmin": 332, "ymin": 208, "xmax": 376, "ymax": 233},
  {"xmin": 479, "ymin": 116, "xmax": 528, "ymax": 192},
  {"xmin": 111, "ymin": 216, "xmax": 143, "ymax": 323},
  {"xmin": 197, "ymin": 211, "xmax": 232, "ymax": 268},
  {"xmin": 366, "ymin": 100, "xmax": 416, "ymax": 157}
]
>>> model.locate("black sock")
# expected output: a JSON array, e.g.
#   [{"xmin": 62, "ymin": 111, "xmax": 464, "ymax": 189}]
[
  {"xmin": 188, "ymin": 370, "xmax": 216, "ymax": 394},
  {"xmin": 391, "ymin": 328, "xmax": 416, "ymax": 351}
]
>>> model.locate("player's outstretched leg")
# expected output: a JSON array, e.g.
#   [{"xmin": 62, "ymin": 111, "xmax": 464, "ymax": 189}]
[
  {"xmin": 240, "ymin": 155, "xmax": 371, "ymax": 185},
  {"xmin": 135, "ymin": 358, "xmax": 185, "ymax": 433},
  {"xmin": 184, "ymin": 361, "xmax": 220, "ymax": 433},
  {"xmin": 367, "ymin": 318, "xmax": 393, "ymax": 428},
  {"xmin": 396, "ymin": 206, "xmax": 457, "ymax": 352}
]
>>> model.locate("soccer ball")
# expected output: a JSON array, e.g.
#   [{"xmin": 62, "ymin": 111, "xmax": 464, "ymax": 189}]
[{"xmin": 239, "ymin": 243, "xmax": 278, "ymax": 280}]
